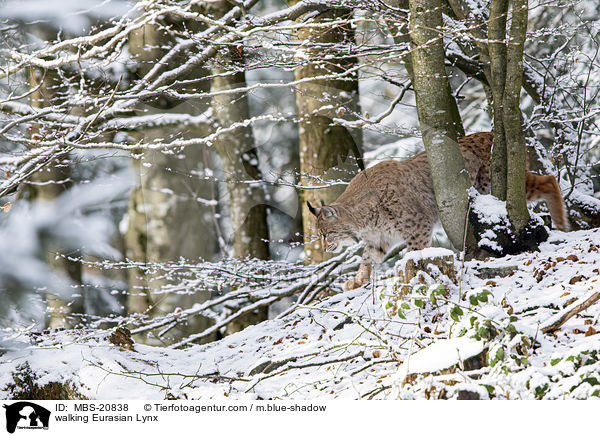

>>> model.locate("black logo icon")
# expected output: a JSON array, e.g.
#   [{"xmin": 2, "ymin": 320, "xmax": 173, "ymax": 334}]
[{"xmin": 3, "ymin": 402, "xmax": 50, "ymax": 433}]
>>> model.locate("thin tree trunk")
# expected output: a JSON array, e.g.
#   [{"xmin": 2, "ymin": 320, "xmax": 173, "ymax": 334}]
[
  {"xmin": 503, "ymin": 0, "xmax": 530, "ymax": 232},
  {"xmin": 446, "ymin": 0, "xmax": 495, "ymax": 118},
  {"xmin": 29, "ymin": 67, "xmax": 82, "ymax": 329},
  {"xmin": 210, "ymin": 0, "xmax": 270, "ymax": 333},
  {"xmin": 211, "ymin": 73, "xmax": 270, "ymax": 260},
  {"xmin": 290, "ymin": 3, "xmax": 364, "ymax": 264},
  {"xmin": 210, "ymin": 1, "xmax": 269, "ymax": 262},
  {"xmin": 409, "ymin": 0, "xmax": 474, "ymax": 250},
  {"xmin": 488, "ymin": 0, "xmax": 509, "ymax": 200}
]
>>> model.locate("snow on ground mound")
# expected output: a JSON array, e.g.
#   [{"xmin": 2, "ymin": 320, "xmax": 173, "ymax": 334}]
[
  {"xmin": 397, "ymin": 337, "xmax": 485, "ymax": 377},
  {"xmin": 1, "ymin": 228, "xmax": 600, "ymax": 400},
  {"xmin": 394, "ymin": 247, "xmax": 455, "ymax": 273}
]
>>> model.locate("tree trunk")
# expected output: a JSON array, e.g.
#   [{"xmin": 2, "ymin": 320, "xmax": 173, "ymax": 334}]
[
  {"xmin": 126, "ymin": 14, "xmax": 218, "ymax": 345},
  {"xmin": 386, "ymin": 0, "xmax": 464, "ymax": 136},
  {"xmin": 469, "ymin": 0, "xmax": 545, "ymax": 255},
  {"xmin": 409, "ymin": 0, "xmax": 474, "ymax": 251},
  {"xmin": 210, "ymin": 2, "xmax": 269, "ymax": 262},
  {"xmin": 28, "ymin": 67, "xmax": 82, "ymax": 329},
  {"xmin": 446, "ymin": 0, "xmax": 495, "ymax": 119},
  {"xmin": 290, "ymin": 3, "xmax": 364, "ymax": 264},
  {"xmin": 503, "ymin": 0, "xmax": 531, "ymax": 232},
  {"xmin": 210, "ymin": 0, "xmax": 270, "ymax": 333},
  {"xmin": 488, "ymin": 0, "xmax": 509, "ymax": 200}
]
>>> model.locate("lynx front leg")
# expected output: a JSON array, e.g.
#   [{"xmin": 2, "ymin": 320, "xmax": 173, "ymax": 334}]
[
  {"xmin": 344, "ymin": 243, "xmax": 384, "ymax": 290},
  {"xmin": 344, "ymin": 260, "xmax": 371, "ymax": 290}
]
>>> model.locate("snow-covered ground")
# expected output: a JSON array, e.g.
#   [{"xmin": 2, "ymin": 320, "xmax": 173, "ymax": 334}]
[{"xmin": 1, "ymin": 228, "xmax": 600, "ymax": 400}]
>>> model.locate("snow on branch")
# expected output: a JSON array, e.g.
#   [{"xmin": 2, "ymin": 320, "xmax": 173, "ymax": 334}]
[{"xmin": 77, "ymin": 245, "xmax": 363, "ymax": 347}]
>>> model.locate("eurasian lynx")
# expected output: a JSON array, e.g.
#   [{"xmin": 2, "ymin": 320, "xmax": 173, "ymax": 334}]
[{"xmin": 308, "ymin": 132, "xmax": 568, "ymax": 290}]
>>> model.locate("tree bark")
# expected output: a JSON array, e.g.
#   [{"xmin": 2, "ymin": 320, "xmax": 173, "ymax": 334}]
[
  {"xmin": 488, "ymin": 0, "xmax": 509, "ymax": 200},
  {"xmin": 210, "ymin": 0, "xmax": 270, "ymax": 333},
  {"xmin": 409, "ymin": 0, "xmax": 474, "ymax": 251},
  {"xmin": 28, "ymin": 66, "xmax": 82, "ymax": 329},
  {"xmin": 126, "ymin": 12, "xmax": 218, "ymax": 345},
  {"xmin": 503, "ymin": 0, "xmax": 530, "ymax": 232},
  {"xmin": 446, "ymin": 0, "xmax": 495, "ymax": 118},
  {"xmin": 210, "ymin": 1, "xmax": 270, "ymax": 262},
  {"xmin": 290, "ymin": 3, "xmax": 364, "ymax": 264},
  {"xmin": 386, "ymin": 0, "xmax": 464, "ymax": 136}
]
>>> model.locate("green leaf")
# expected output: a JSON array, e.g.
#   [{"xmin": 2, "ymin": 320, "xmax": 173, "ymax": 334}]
[
  {"xmin": 414, "ymin": 299, "xmax": 424, "ymax": 309},
  {"xmin": 433, "ymin": 284, "xmax": 447, "ymax": 295},
  {"xmin": 482, "ymin": 384, "xmax": 495, "ymax": 395},
  {"xmin": 450, "ymin": 306, "xmax": 464, "ymax": 322},
  {"xmin": 583, "ymin": 377, "xmax": 600, "ymax": 386},
  {"xmin": 550, "ymin": 358, "xmax": 561, "ymax": 366},
  {"xmin": 534, "ymin": 384, "xmax": 549, "ymax": 399},
  {"xmin": 401, "ymin": 302, "xmax": 410, "ymax": 310},
  {"xmin": 478, "ymin": 327, "xmax": 490, "ymax": 340}
]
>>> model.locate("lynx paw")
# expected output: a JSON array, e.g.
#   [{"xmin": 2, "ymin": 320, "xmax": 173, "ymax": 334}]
[{"xmin": 344, "ymin": 279, "xmax": 366, "ymax": 291}]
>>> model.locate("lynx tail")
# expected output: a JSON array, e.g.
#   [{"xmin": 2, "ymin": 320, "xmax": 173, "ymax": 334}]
[{"xmin": 526, "ymin": 173, "xmax": 569, "ymax": 231}]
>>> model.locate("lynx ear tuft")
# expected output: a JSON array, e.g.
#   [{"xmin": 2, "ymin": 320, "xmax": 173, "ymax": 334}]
[{"xmin": 307, "ymin": 201, "xmax": 321, "ymax": 217}]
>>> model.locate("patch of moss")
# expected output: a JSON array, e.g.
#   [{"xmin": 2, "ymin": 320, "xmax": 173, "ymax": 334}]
[{"xmin": 6, "ymin": 363, "xmax": 86, "ymax": 400}]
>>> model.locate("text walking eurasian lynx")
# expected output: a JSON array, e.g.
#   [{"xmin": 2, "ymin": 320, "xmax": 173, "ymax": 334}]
[{"xmin": 308, "ymin": 132, "xmax": 568, "ymax": 290}]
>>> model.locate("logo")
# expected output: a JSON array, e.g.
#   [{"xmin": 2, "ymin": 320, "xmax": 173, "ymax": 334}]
[{"xmin": 3, "ymin": 402, "xmax": 50, "ymax": 433}]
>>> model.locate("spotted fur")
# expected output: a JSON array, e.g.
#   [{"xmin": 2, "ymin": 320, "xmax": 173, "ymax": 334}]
[{"xmin": 308, "ymin": 132, "xmax": 568, "ymax": 290}]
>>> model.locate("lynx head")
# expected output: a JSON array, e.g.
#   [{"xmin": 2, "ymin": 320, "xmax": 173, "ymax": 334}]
[{"xmin": 307, "ymin": 201, "xmax": 357, "ymax": 252}]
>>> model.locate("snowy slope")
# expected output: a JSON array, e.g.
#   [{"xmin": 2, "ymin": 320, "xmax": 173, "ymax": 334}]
[{"xmin": 1, "ymin": 228, "xmax": 600, "ymax": 400}]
